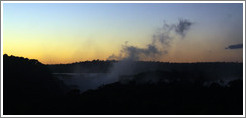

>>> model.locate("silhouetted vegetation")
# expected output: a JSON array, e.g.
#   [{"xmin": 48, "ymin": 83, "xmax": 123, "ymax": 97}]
[
  {"xmin": 48, "ymin": 60, "xmax": 242, "ymax": 77},
  {"xmin": 48, "ymin": 60, "xmax": 116, "ymax": 73},
  {"xmin": 64, "ymin": 81, "xmax": 242, "ymax": 115},
  {"xmin": 3, "ymin": 54, "xmax": 243, "ymax": 115},
  {"xmin": 58, "ymin": 70, "xmax": 243, "ymax": 115},
  {"xmin": 3, "ymin": 54, "xmax": 67, "ymax": 114}
]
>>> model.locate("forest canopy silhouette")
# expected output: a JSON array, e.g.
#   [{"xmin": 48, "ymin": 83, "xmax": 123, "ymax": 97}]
[{"xmin": 3, "ymin": 54, "xmax": 243, "ymax": 115}]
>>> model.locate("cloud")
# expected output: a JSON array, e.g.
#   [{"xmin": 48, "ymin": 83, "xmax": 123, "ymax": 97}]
[
  {"xmin": 105, "ymin": 19, "xmax": 194, "ymax": 84},
  {"xmin": 108, "ymin": 19, "xmax": 193, "ymax": 62},
  {"xmin": 175, "ymin": 19, "xmax": 193, "ymax": 37},
  {"xmin": 107, "ymin": 54, "xmax": 120, "ymax": 61},
  {"xmin": 225, "ymin": 43, "xmax": 243, "ymax": 49}
]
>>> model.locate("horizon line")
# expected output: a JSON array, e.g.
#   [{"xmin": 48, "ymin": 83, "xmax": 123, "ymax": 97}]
[{"xmin": 3, "ymin": 54, "xmax": 243, "ymax": 65}]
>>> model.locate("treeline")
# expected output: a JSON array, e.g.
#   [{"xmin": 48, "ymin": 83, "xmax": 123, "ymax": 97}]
[
  {"xmin": 3, "ymin": 54, "xmax": 68, "ymax": 114},
  {"xmin": 47, "ymin": 60, "xmax": 116, "ymax": 73},
  {"xmin": 48, "ymin": 60, "xmax": 242, "ymax": 78},
  {"xmin": 61, "ymin": 69, "xmax": 243, "ymax": 115},
  {"xmin": 63, "ymin": 78, "xmax": 243, "ymax": 115},
  {"xmin": 3, "ymin": 54, "xmax": 243, "ymax": 115}
]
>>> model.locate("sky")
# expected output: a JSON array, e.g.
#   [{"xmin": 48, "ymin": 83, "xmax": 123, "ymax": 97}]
[{"xmin": 3, "ymin": 3, "xmax": 244, "ymax": 64}]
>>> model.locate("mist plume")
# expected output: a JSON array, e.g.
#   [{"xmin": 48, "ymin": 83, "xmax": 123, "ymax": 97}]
[
  {"xmin": 108, "ymin": 19, "xmax": 193, "ymax": 61},
  {"xmin": 106, "ymin": 19, "xmax": 193, "ymax": 83}
]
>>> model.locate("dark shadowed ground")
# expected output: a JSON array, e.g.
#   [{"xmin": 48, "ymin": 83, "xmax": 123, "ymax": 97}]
[{"xmin": 3, "ymin": 54, "xmax": 243, "ymax": 115}]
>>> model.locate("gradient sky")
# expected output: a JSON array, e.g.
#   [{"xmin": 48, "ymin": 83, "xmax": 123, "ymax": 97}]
[{"xmin": 3, "ymin": 3, "xmax": 243, "ymax": 64}]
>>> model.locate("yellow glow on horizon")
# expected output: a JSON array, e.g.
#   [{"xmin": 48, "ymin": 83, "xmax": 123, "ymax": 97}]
[
  {"xmin": 3, "ymin": 3, "xmax": 243, "ymax": 64},
  {"xmin": 4, "ymin": 33, "xmax": 243, "ymax": 64},
  {"xmin": 3, "ymin": 32, "xmax": 124, "ymax": 64}
]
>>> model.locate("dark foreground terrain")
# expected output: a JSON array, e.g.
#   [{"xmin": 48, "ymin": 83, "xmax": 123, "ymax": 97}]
[{"xmin": 3, "ymin": 54, "xmax": 243, "ymax": 115}]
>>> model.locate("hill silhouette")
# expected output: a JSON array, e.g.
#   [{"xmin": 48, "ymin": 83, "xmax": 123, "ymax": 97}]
[
  {"xmin": 60, "ymin": 70, "xmax": 243, "ymax": 115},
  {"xmin": 48, "ymin": 60, "xmax": 116, "ymax": 73},
  {"xmin": 48, "ymin": 60, "xmax": 243, "ymax": 75},
  {"xmin": 3, "ymin": 54, "xmax": 243, "ymax": 115},
  {"xmin": 3, "ymin": 54, "xmax": 67, "ymax": 114}
]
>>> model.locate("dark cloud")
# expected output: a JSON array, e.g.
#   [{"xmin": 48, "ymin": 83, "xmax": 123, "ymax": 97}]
[
  {"xmin": 121, "ymin": 44, "xmax": 162, "ymax": 61},
  {"xmin": 107, "ymin": 54, "xmax": 120, "ymax": 60},
  {"xmin": 175, "ymin": 19, "xmax": 193, "ymax": 37},
  {"xmin": 108, "ymin": 19, "xmax": 193, "ymax": 61},
  {"xmin": 225, "ymin": 44, "xmax": 243, "ymax": 49},
  {"xmin": 106, "ymin": 19, "xmax": 194, "ymax": 83}
]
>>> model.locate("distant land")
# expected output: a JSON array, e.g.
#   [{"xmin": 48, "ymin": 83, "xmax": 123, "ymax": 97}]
[{"xmin": 3, "ymin": 54, "xmax": 243, "ymax": 115}]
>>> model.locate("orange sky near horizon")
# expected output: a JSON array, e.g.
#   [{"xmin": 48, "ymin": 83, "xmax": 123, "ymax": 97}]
[{"xmin": 3, "ymin": 3, "xmax": 243, "ymax": 64}]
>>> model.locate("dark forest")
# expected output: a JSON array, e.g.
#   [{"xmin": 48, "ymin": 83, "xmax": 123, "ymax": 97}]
[{"xmin": 3, "ymin": 54, "xmax": 243, "ymax": 115}]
